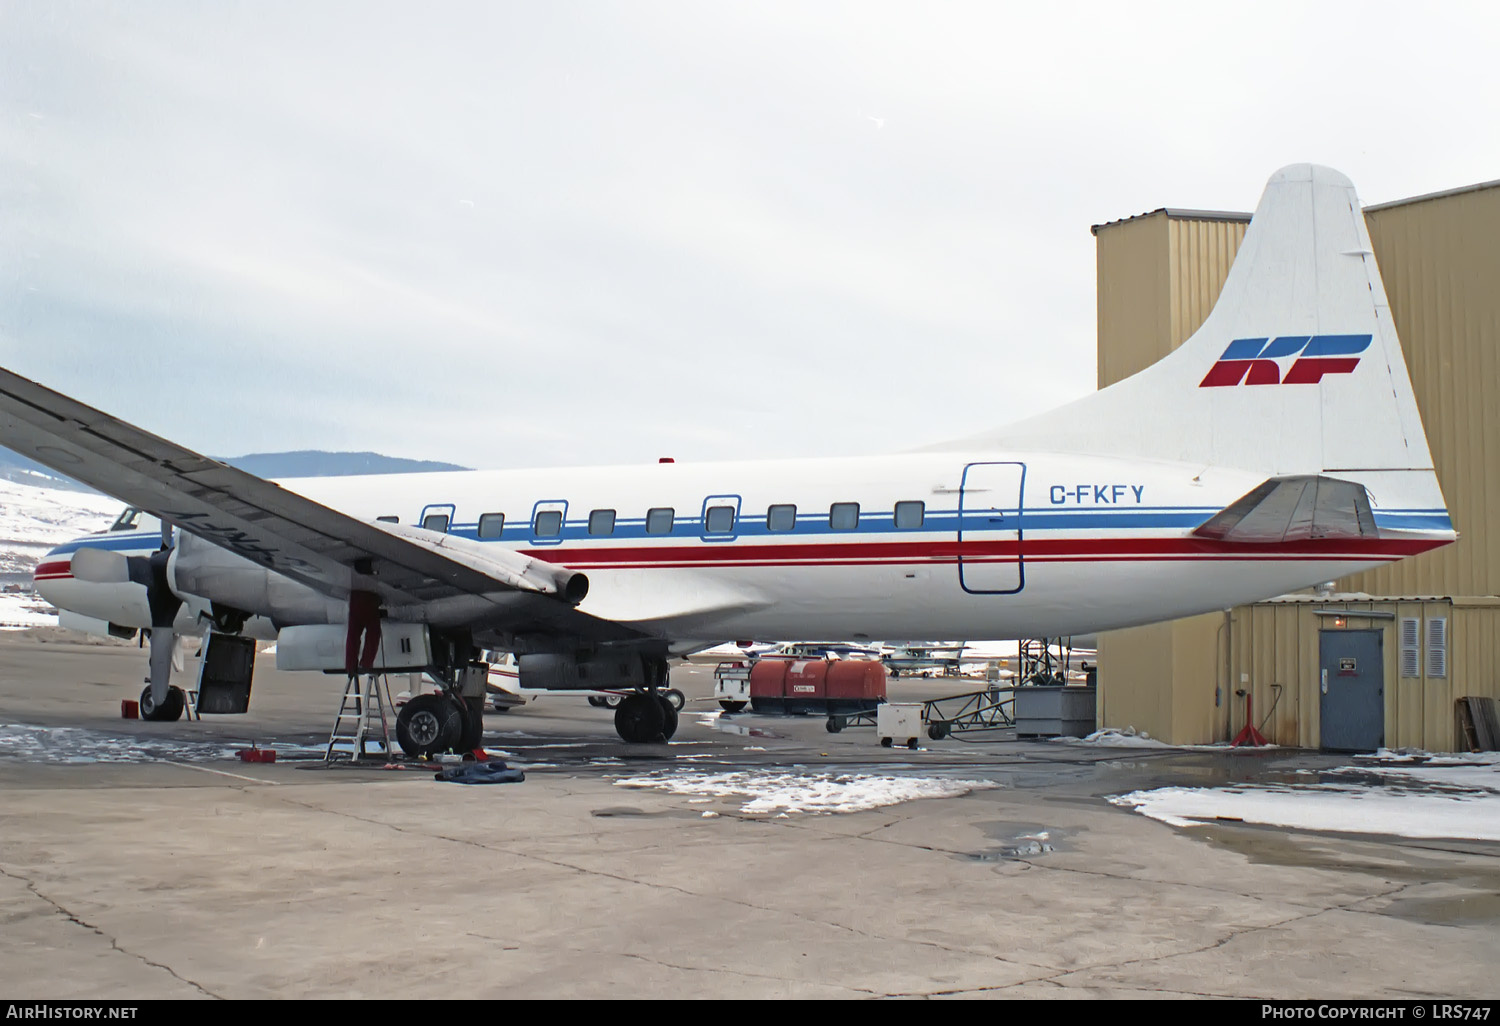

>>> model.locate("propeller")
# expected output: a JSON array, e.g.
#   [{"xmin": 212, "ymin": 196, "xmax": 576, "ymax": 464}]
[{"xmin": 79, "ymin": 518, "xmax": 183, "ymax": 707}]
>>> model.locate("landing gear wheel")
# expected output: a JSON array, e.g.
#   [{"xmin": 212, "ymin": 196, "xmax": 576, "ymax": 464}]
[
  {"xmin": 602, "ymin": 694, "xmax": 623, "ymax": 709},
  {"xmin": 396, "ymin": 694, "xmax": 464, "ymax": 758},
  {"xmin": 656, "ymin": 694, "xmax": 679, "ymax": 741},
  {"xmin": 662, "ymin": 688, "xmax": 686, "ymax": 712},
  {"xmin": 719, "ymin": 700, "xmax": 747, "ymax": 714},
  {"xmin": 614, "ymin": 693, "xmax": 666, "ymax": 743},
  {"xmin": 587, "ymin": 695, "xmax": 607, "ymax": 708},
  {"xmin": 458, "ymin": 696, "xmax": 486, "ymax": 752},
  {"xmin": 139, "ymin": 684, "xmax": 186, "ymax": 722}
]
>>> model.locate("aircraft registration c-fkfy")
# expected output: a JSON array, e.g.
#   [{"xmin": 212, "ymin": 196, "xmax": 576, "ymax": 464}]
[{"xmin": 2, "ymin": 165, "xmax": 1456, "ymax": 749}]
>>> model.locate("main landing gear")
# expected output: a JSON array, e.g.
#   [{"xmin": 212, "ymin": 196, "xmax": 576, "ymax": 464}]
[
  {"xmin": 614, "ymin": 692, "xmax": 680, "ymax": 744},
  {"xmin": 394, "ymin": 663, "xmax": 489, "ymax": 759},
  {"xmin": 611, "ymin": 657, "xmax": 680, "ymax": 744},
  {"xmin": 394, "ymin": 693, "xmax": 487, "ymax": 758}
]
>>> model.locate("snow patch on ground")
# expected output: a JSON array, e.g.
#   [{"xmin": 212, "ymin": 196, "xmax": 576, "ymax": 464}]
[
  {"xmin": 1113, "ymin": 756, "xmax": 1500, "ymax": 841},
  {"xmin": 1055, "ymin": 728, "xmax": 1172, "ymax": 748},
  {"xmin": 1050, "ymin": 728, "xmax": 1273, "ymax": 753},
  {"xmin": 0, "ymin": 723, "xmax": 325, "ymax": 765},
  {"xmin": 615, "ymin": 769, "xmax": 997, "ymax": 814}
]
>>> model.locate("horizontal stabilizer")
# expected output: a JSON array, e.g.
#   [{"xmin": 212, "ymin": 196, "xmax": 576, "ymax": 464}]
[{"xmin": 1192, "ymin": 475, "xmax": 1378, "ymax": 543}]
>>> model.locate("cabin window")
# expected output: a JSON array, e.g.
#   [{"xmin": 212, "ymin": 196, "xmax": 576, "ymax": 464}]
[
  {"xmin": 704, "ymin": 505, "xmax": 736, "ymax": 534},
  {"xmin": 376, "ymin": 515, "xmax": 399, "ymax": 524},
  {"xmin": 534, "ymin": 509, "xmax": 563, "ymax": 537},
  {"xmin": 646, "ymin": 507, "xmax": 675, "ymax": 535},
  {"xmin": 110, "ymin": 508, "xmax": 142, "ymax": 532},
  {"xmin": 830, "ymin": 502, "xmax": 860, "ymax": 531},
  {"xmin": 589, "ymin": 509, "xmax": 616, "ymax": 536},
  {"xmin": 422, "ymin": 513, "xmax": 451, "ymax": 533},
  {"xmin": 894, "ymin": 501, "xmax": 924, "ymax": 529},
  {"xmin": 767, "ymin": 504, "xmax": 797, "ymax": 532},
  {"xmin": 478, "ymin": 513, "xmax": 505, "ymax": 538}
]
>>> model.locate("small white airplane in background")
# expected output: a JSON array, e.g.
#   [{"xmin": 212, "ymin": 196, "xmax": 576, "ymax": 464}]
[
  {"xmin": 878, "ymin": 641, "xmax": 969, "ymax": 677},
  {"xmin": 4, "ymin": 165, "xmax": 1455, "ymax": 753}
]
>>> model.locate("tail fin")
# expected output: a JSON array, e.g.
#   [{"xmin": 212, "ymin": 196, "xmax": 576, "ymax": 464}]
[{"xmin": 949, "ymin": 164, "xmax": 1435, "ymax": 479}]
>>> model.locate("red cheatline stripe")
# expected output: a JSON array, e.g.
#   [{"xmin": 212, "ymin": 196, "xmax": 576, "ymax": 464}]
[
  {"xmin": 35, "ymin": 537, "xmax": 1445, "ymax": 582},
  {"xmin": 518, "ymin": 536, "xmax": 1447, "ymax": 568}
]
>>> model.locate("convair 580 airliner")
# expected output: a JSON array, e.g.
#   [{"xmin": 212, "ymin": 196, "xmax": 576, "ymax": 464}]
[{"xmin": 2, "ymin": 165, "xmax": 1455, "ymax": 748}]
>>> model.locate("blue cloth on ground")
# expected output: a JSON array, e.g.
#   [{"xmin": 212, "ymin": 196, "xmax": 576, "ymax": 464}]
[{"xmin": 434, "ymin": 760, "xmax": 526, "ymax": 784}]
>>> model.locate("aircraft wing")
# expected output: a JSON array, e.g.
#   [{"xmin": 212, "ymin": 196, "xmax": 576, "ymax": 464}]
[
  {"xmin": 0, "ymin": 366, "xmax": 640, "ymax": 642},
  {"xmin": 1191, "ymin": 475, "xmax": 1379, "ymax": 543}
]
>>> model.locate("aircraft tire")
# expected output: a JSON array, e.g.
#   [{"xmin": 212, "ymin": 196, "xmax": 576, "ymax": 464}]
[
  {"xmin": 719, "ymin": 700, "xmax": 746, "ymax": 714},
  {"xmin": 663, "ymin": 688, "xmax": 685, "ymax": 711},
  {"xmin": 397, "ymin": 694, "xmax": 464, "ymax": 757},
  {"xmin": 656, "ymin": 694, "xmax": 679, "ymax": 741},
  {"xmin": 458, "ymin": 697, "xmax": 486, "ymax": 751},
  {"xmin": 139, "ymin": 684, "xmax": 185, "ymax": 722},
  {"xmin": 614, "ymin": 694, "xmax": 665, "ymax": 743},
  {"xmin": 602, "ymin": 694, "xmax": 623, "ymax": 709}
]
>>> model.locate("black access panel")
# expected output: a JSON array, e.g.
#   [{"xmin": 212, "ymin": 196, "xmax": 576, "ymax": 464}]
[{"xmin": 195, "ymin": 634, "xmax": 257, "ymax": 714}]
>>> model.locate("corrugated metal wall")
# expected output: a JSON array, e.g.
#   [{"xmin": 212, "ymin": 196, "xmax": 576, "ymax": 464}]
[
  {"xmin": 1095, "ymin": 213, "xmax": 1171, "ymax": 390},
  {"xmin": 1093, "ymin": 180, "xmax": 1500, "ymax": 751},
  {"xmin": 1225, "ymin": 600, "xmax": 1500, "ymax": 751},
  {"xmin": 1166, "ymin": 218, "xmax": 1246, "ymax": 351},
  {"xmin": 1350, "ymin": 190, "xmax": 1500, "ymax": 597}
]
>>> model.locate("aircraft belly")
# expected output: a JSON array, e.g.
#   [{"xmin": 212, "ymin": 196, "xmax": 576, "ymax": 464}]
[{"xmin": 668, "ymin": 552, "xmax": 1399, "ymax": 641}]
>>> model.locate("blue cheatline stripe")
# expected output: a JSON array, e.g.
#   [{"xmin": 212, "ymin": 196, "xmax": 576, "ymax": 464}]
[
  {"xmin": 1370, "ymin": 512, "xmax": 1454, "ymax": 530},
  {"xmin": 43, "ymin": 502, "xmax": 1453, "ymax": 556}
]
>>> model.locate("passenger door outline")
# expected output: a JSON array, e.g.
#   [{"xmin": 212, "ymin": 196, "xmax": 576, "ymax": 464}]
[{"xmin": 958, "ymin": 462, "xmax": 1025, "ymax": 594}]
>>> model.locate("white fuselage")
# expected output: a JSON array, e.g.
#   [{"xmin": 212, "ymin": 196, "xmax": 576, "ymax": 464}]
[{"xmin": 35, "ymin": 449, "xmax": 1453, "ymax": 649}]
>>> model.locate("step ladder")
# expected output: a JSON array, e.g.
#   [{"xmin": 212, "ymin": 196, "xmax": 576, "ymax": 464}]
[{"xmin": 325, "ymin": 673, "xmax": 397, "ymax": 764}]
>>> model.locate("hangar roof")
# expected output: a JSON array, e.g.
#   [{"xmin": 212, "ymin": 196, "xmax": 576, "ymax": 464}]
[{"xmin": 1092, "ymin": 177, "xmax": 1500, "ymax": 235}]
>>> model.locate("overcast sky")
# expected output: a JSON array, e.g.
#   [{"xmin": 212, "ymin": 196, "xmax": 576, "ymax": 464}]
[{"xmin": 2, "ymin": 1, "xmax": 1496, "ymax": 471}]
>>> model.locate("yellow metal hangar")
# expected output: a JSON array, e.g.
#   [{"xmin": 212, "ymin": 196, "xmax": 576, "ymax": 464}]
[{"xmin": 1092, "ymin": 177, "xmax": 1500, "ymax": 752}]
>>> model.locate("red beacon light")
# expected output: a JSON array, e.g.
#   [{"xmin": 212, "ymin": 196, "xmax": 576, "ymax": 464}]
[{"xmin": 658, "ymin": 457, "xmax": 675, "ymax": 463}]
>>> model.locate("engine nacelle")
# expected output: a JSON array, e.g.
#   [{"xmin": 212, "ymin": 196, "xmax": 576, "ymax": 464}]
[{"xmin": 168, "ymin": 532, "xmax": 345, "ymax": 625}]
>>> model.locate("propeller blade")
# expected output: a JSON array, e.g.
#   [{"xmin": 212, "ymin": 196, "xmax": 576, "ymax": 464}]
[
  {"xmin": 147, "ymin": 628, "xmax": 174, "ymax": 706},
  {"xmin": 171, "ymin": 634, "xmax": 191, "ymax": 673},
  {"xmin": 71, "ymin": 547, "xmax": 132, "ymax": 584}
]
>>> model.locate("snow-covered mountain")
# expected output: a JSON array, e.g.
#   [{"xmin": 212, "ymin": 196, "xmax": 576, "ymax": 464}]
[{"xmin": 0, "ymin": 479, "xmax": 125, "ymax": 627}]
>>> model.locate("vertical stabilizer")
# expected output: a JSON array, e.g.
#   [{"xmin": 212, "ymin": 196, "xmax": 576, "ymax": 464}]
[{"xmin": 945, "ymin": 165, "xmax": 1435, "ymax": 480}]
